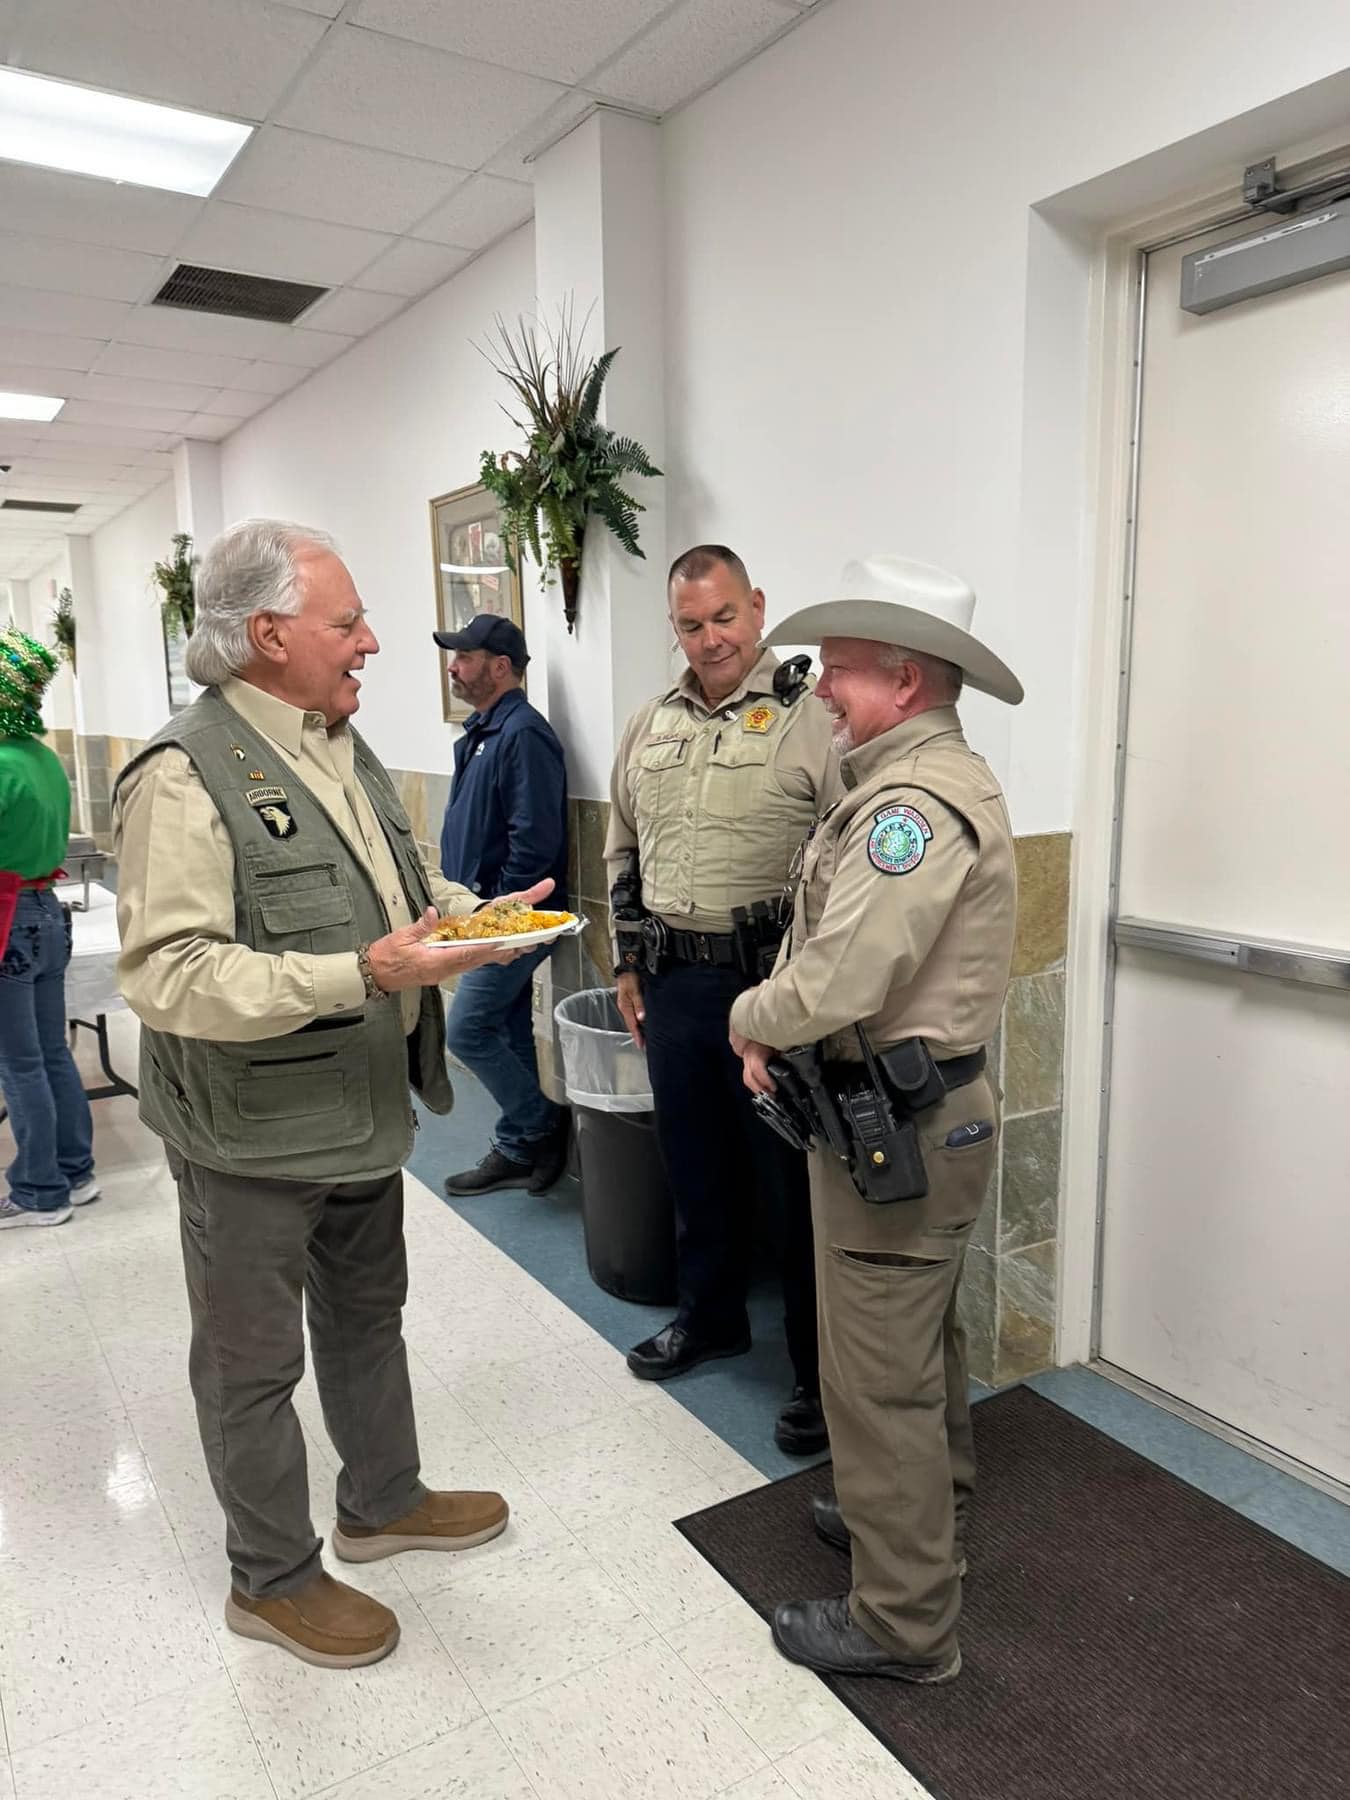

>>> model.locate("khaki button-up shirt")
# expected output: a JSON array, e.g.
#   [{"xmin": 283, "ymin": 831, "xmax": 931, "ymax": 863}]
[
  {"xmin": 605, "ymin": 646, "xmax": 837, "ymax": 935},
  {"xmin": 114, "ymin": 679, "xmax": 473, "ymax": 1042},
  {"xmin": 729, "ymin": 707, "xmax": 1016, "ymax": 1057}
]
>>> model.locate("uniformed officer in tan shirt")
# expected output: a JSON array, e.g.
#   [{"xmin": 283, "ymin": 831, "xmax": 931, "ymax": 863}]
[
  {"xmin": 605, "ymin": 544, "xmax": 837, "ymax": 1454},
  {"xmin": 113, "ymin": 519, "xmax": 551, "ymax": 1673},
  {"xmin": 729, "ymin": 554, "xmax": 1022, "ymax": 1684}
]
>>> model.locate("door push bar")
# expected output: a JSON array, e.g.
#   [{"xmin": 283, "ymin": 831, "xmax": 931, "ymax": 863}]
[{"xmin": 1113, "ymin": 918, "xmax": 1350, "ymax": 992}]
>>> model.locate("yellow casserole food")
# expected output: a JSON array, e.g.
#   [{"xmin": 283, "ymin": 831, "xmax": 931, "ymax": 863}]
[{"xmin": 428, "ymin": 904, "xmax": 575, "ymax": 943}]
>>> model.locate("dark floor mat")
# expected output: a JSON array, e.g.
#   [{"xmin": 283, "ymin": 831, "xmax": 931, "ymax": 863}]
[{"xmin": 675, "ymin": 1384, "xmax": 1350, "ymax": 1800}]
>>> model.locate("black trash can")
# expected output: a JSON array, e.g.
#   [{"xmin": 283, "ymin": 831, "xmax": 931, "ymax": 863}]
[{"xmin": 555, "ymin": 989, "xmax": 677, "ymax": 1306}]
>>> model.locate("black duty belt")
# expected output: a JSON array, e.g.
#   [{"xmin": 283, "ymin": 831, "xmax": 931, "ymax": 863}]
[{"xmin": 664, "ymin": 927, "xmax": 740, "ymax": 968}]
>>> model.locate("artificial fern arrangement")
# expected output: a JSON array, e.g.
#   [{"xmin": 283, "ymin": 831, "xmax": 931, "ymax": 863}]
[
  {"xmin": 477, "ymin": 303, "xmax": 661, "ymax": 633},
  {"xmin": 51, "ymin": 588, "xmax": 76, "ymax": 672},
  {"xmin": 153, "ymin": 532, "xmax": 197, "ymax": 640}
]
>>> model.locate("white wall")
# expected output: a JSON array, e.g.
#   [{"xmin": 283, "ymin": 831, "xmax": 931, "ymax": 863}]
[
  {"xmin": 659, "ymin": 0, "xmax": 1350, "ymax": 831},
  {"xmin": 81, "ymin": 479, "xmax": 178, "ymax": 739},
  {"xmin": 220, "ymin": 226, "xmax": 536, "ymax": 779},
  {"xmin": 25, "ymin": 548, "xmax": 76, "ymax": 731}
]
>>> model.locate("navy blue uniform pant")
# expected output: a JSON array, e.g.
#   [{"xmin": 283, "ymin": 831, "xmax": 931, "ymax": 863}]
[{"xmin": 641, "ymin": 961, "xmax": 818, "ymax": 1388}]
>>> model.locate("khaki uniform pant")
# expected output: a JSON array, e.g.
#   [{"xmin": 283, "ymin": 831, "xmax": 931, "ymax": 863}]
[
  {"xmin": 171, "ymin": 1153, "xmax": 426, "ymax": 1599},
  {"xmin": 812, "ymin": 1071, "xmax": 998, "ymax": 1664}
]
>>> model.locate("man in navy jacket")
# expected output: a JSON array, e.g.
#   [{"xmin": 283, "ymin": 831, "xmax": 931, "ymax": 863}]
[{"xmin": 434, "ymin": 615, "xmax": 570, "ymax": 1194}]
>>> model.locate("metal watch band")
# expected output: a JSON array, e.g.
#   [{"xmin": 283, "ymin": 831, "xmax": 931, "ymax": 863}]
[{"xmin": 356, "ymin": 943, "xmax": 388, "ymax": 1002}]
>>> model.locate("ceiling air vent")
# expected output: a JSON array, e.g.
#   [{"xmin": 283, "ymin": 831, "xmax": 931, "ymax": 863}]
[
  {"xmin": 152, "ymin": 262, "xmax": 328, "ymax": 325},
  {"xmin": 1, "ymin": 498, "xmax": 81, "ymax": 514}
]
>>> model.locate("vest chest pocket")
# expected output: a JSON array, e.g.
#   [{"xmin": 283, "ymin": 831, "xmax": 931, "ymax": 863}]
[
  {"xmin": 207, "ymin": 1021, "xmax": 374, "ymax": 1160},
  {"xmin": 251, "ymin": 861, "xmax": 354, "ymax": 938}
]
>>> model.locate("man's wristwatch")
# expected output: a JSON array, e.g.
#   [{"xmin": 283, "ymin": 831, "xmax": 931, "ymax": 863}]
[{"xmin": 356, "ymin": 943, "xmax": 388, "ymax": 1002}]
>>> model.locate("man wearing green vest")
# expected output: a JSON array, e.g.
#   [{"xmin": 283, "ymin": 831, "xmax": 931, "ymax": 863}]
[{"xmin": 113, "ymin": 518, "xmax": 551, "ymax": 1670}]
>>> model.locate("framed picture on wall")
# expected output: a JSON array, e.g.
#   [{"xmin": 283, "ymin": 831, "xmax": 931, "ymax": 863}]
[
  {"xmin": 163, "ymin": 621, "xmax": 192, "ymax": 713},
  {"xmin": 429, "ymin": 482, "xmax": 522, "ymax": 723}
]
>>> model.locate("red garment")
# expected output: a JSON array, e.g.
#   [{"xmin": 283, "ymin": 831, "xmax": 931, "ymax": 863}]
[{"xmin": 0, "ymin": 870, "xmax": 19, "ymax": 960}]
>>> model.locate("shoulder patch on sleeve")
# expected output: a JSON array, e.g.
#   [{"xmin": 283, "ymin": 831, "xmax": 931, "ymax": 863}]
[{"xmin": 867, "ymin": 803, "xmax": 932, "ymax": 875}]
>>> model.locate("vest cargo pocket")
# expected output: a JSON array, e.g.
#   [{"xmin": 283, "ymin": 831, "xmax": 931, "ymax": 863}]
[
  {"xmin": 207, "ymin": 1024, "xmax": 374, "ymax": 1160},
  {"xmin": 704, "ymin": 735, "xmax": 771, "ymax": 816}
]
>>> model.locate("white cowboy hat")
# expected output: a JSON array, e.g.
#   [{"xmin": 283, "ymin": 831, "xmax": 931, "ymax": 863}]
[{"xmin": 766, "ymin": 554, "xmax": 1023, "ymax": 706}]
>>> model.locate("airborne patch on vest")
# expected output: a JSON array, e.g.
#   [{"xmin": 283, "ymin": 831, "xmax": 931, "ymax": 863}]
[
  {"xmin": 867, "ymin": 803, "xmax": 931, "ymax": 875},
  {"xmin": 246, "ymin": 787, "xmax": 297, "ymax": 839}
]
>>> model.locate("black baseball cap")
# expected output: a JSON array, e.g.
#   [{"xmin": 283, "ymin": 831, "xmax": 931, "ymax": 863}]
[{"xmin": 432, "ymin": 613, "xmax": 530, "ymax": 669}]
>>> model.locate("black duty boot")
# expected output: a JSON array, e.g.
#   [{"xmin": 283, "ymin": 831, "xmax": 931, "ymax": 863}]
[
  {"xmin": 812, "ymin": 1491, "xmax": 850, "ymax": 1551},
  {"xmin": 774, "ymin": 1387, "xmax": 829, "ymax": 1456},
  {"xmin": 444, "ymin": 1148, "xmax": 533, "ymax": 1197},
  {"xmin": 771, "ymin": 1593, "xmax": 961, "ymax": 1682},
  {"xmin": 626, "ymin": 1321, "xmax": 752, "ymax": 1382}
]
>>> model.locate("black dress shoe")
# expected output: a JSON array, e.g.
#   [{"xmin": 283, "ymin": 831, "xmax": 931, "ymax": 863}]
[
  {"xmin": 526, "ymin": 1110, "xmax": 572, "ymax": 1194},
  {"xmin": 774, "ymin": 1387, "xmax": 829, "ymax": 1456},
  {"xmin": 444, "ymin": 1148, "xmax": 533, "ymax": 1196},
  {"xmin": 626, "ymin": 1321, "xmax": 751, "ymax": 1382},
  {"xmin": 771, "ymin": 1593, "xmax": 961, "ymax": 1682}
]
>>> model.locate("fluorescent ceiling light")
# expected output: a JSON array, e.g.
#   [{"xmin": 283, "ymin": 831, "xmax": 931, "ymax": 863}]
[
  {"xmin": 0, "ymin": 68, "xmax": 252, "ymax": 197},
  {"xmin": 0, "ymin": 390, "xmax": 65, "ymax": 422}
]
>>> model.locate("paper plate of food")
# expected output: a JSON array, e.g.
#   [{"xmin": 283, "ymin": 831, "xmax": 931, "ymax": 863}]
[{"xmin": 426, "ymin": 900, "xmax": 586, "ymax": 952}]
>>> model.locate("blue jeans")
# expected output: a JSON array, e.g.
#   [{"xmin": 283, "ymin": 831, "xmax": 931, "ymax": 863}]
[
  {"xmin": 0, "ymin": 891, "xmax": 95, "ymax": 1211},
  {"xmin": 444, "ymin": 945, "xmax": 561, "ymax": 1164}
]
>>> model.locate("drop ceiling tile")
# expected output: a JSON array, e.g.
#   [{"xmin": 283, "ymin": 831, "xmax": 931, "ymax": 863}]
[
  {"xmin": 174, "ymin": 201, "xmax": 394, "ymax": 287},
  {"xmin": 95, "ymin": 343, "xmax": 256, "ymax": 387},
  {"xmin": 278, "ymin": 25, "xmax": 565, "ymax": 167},
  {"xmin": 0, "ymin": 331, "xmax": 107, "ymax": 373},
  {"xmin": 300, "ymin": 286, "xmax": 407, "ymax": 336},
  {"xmin": 588, "ymin": 0, "xmax": 799, "ymax": 113},
  {"xmin": 283, "ymin": 0, "xmax": 343, "ymax": 12},
  {"xmin": 181, "ymin": 412, "xmax": 240, "ymax": 441},
  {"xmin": 410, "ymin": 173, "xmax": 533, "ymax": 249},
  {"xmin": 2, "ymin": 458, "xmax": 132, "ymax": 484},
  {"xmin": 70, "ymin": 373, "xmax": 220, "ymax": 411},
  {"xmin": 40, "ymin": 422, "xmax": 171, "ymax": 451},
  {"xmin": 215, "ymin": 126, "xmax": 470, "ymax": 234},
  {"xmin": 201, "ymin": 389, "xmax": 272, "ymax": 419},
  {"xmin": 22, "ymin": 442, "xmax": 172, "ymax": 468},
  {"xmin": 257, "ymin": 328, "xmax": 356, "ymax": 369},
  {"xmin": 0, "ymin": 165, "xmax": 203, "ymax": 256},
  {"xmin": 351, "ymin": 238, "xmax": 472, "ymax": 298},
  {"xmin": 117, "ymin": 307, "xmax": 295, "ymax": 359},
  {"xmin": 11, "ymin": 0, "xmax": 328, "ymax": 119},
  {"xmin": 229, "ymin": 361, "xmax": 311, "ymax": 396},
  {"xmin": 0, "ymin": 233, "xmax": 169, "ymax": 304},
  {"xmin": 0, "ymin": 436, "xmax": 41, "ymax": 459},
  {"xmin": 59, "ymin": 400, "xmax": 196, "ymax": 433},
  {"xmin": 485, "ymin": 89, "xmax": 599, "ymax": 182},
  {"xmin": 0, "ymin": 287, "xmax": 133, "ymax": 338},
  {"xmin": 0, "ymin": 366, "xmax": 81, "ymax": 402},
  {"xmin": 354, "ymin": 0, "xmax": 671, "ymax": 86}
]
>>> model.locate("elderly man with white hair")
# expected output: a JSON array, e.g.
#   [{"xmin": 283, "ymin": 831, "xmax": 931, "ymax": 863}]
[{"xmin": 113, "ymin": 519, "xmax": 551, "ymax": 1670}]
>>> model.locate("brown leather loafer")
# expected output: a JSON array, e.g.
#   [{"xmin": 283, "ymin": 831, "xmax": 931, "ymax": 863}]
[
  {"xmin": 225, "ymin": 1571, "xmax": 399, "ymax": 1669},
  {"xmin": 332, "ymin": 1489, "xmax": 509, "ymax": 1562}
]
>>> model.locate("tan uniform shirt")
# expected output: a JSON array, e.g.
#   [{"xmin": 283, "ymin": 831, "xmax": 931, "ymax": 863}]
[
  {"xmin": 729, "ymin": 707, "xmax": 1016, "ymax": 1057},
  {"xmin": 114, "ymin": 678, "xmax": 475, "ymax": 1042},
  {"xmin": 605, "ymin": 647, "xmax": 838, "ymax": 935}
]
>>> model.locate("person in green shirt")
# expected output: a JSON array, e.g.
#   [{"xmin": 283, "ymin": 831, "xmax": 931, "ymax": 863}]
[{"xmin": 0, "ymin": 627, "xmax": 98, "ymax": 1227}]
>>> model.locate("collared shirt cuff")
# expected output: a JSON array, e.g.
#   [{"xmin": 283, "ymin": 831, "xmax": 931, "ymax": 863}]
[
  {"xmin": 313, "ymin": 953, "xmax": 367, "ymax": 1018},
  {"xmin": 729, "ymin": 990, "xmax": 757, "ymax": 1040}
]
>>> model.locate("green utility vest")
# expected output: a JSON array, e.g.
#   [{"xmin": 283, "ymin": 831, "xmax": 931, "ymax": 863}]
[{"xmin": 115, "ymin": 689, "xmax": 455, "ymax": 1183}]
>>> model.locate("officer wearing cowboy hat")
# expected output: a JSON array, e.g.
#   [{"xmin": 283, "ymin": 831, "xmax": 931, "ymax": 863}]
[{"xmin": 729, "ymin": 554, "xmax": 1022, "ymax": 1684}]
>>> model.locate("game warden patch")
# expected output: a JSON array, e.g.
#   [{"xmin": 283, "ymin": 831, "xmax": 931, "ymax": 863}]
[{"xmin": 868, "ymin": 802, "xmax": 931, "ymax": 874}]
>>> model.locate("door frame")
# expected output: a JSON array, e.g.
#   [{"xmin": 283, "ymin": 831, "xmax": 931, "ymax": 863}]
[{"xmin": 1056, "ymin": 144, "xmax": 1350, "ymax": 1380}]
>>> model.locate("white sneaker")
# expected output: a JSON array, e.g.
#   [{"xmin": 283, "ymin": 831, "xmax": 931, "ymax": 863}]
[
  {"xmin": 0, "ymin": 1196, "xmax": 72, "ymax": 1228},
  {"xmin": 70, "ymin": 1179, "xmax": 101, "ymax": 1207}
]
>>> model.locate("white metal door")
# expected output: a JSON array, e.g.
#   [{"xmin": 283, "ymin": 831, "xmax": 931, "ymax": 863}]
[{"xmin": 1099, "ymin": 214, "xmax": 1350, "ymax": 1486}]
